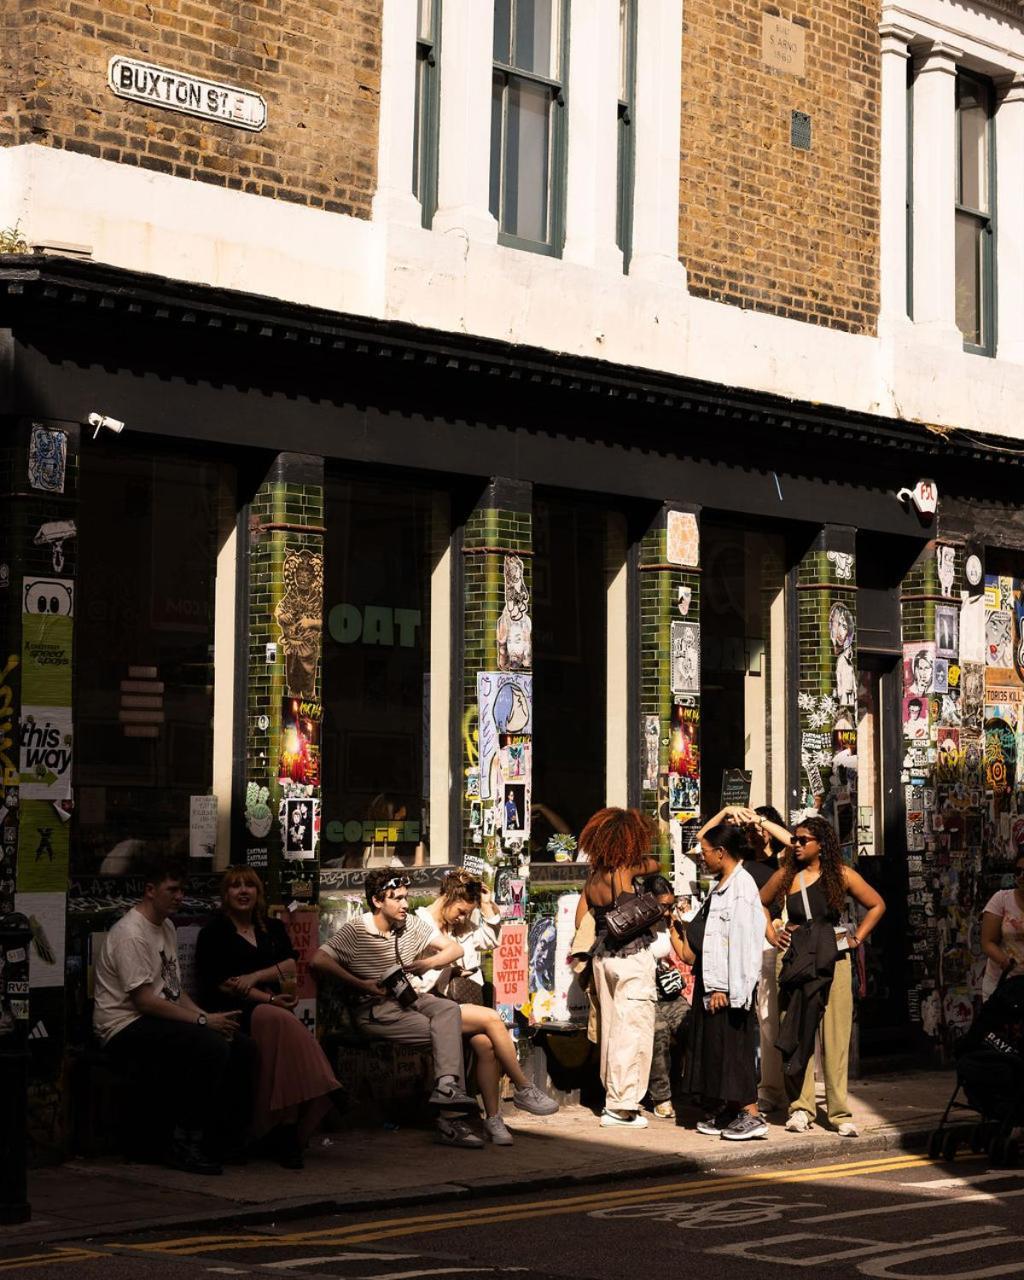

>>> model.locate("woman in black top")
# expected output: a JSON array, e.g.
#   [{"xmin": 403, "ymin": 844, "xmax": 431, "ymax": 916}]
[
  {"xmin": 759, "ymin": 817, "xmax": 885, "ymax": 1137},
  {"xmin": 196, "ymin": 867, "xmax": 339, "ymax": 1167}
]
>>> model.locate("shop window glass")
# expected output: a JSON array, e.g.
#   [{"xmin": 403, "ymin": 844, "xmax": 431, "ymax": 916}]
[
  {"xmin": 531, "ymin": 496, "xmax": 609, "ymax": 851},
  {"xmin": 413, "ymin": 0, "xmax": 440, "ymax": 226},
  {"xmin": 321, "ymin": 473, "xmax": 447, "ymax": 867},
  {"xmin": 74, "ymin": 444, "xmax": 230, "ymax": 873},
  {"xmin": 700, "ymin": 521, "xmax": 786, "ymax": 813},
  {"xmin": 955, "ymin": 71, "xmax": 994, "ymax": 354}
]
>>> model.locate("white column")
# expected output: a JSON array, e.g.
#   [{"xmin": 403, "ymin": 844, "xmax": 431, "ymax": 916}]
[
  {"xmin": 911, "ymin": 42, "xmax": 962, "ymax": 339},
  {"xmin": 878, "ymin": 24, "xmax": 914, "ymax": 332},
  {"xmin": 996, "ymin": 75, "xmax": 1024, "ymax": 363},
  {"xmin": 433, "ymin": 0, "xmax": 499, "ymax": 243},
  {"xmin": 372, "ymin": 0, "xmax": 423, "ymax": 227},
  {"xmin": 629, "ymin": 0, "xmax": 686, "ymax": 286},
  {"xmin": 563, "ymin": 0, "xmax": 622, "ymax": 271}
]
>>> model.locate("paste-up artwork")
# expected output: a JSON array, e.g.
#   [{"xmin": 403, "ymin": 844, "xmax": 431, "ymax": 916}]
[
  {"xmin": 501, "ymin": 782, "xmax": 528, "ymax": 838},
  {"xmin": 932, "ymin": 658, "xmax": 949, "ymax": 696},
  {"xmin": 936, "ymin": 544, "xmax": 956, "ymax": 599},
  {"xmin": 903, "ymin": 643, "xmax": 935, "ymax": 698},
  {"xmin": 477, "ymin": 672, "xmax": 532, "ymax": 800},
  {"xmin": 282, "ymin": 796, "xmax": 319, "ymax": 860},
  {"xmin": 552, "ymin": 894, "xmax": 588, "ymax": 1025},
  {"xmin": 496, "ymin": 555, "xmax": 532, "ymax": 672},
  {"xmin": 986, "ymin": 610, "xmax": 1013, "ymax": 669},
  {"xmin": 666, "ymin": 511, "xmax": 699, "ymax": 567},
  {"xmin": 16, "ymin": 800, "xmax": 69, "ymax": 893},
  {"xmin": 245, "ymin": 783, "xmax": 273, "ymax": 839},
  {"xmin": 499, "ymin": 735, "xmax": 530, "ymax": 781},
  {"xmin": 21, "ymin": 578, "xmax": 73, "ymax": 707},
  {"xmin": 985, "ymin": 716, "xmax": 1016, "ymax": 794},
  {"xmin": 278, "ymin": 695, "xmax": 321, "ymax": 786},
  {"xmin": 671, "ymin": 621, "xmax": 700, "ymax": 696},
  {"xmin": 961, "ymin": 734, "xmax": 984, "ymax": 788},
  {"xmin": 28, "ymin": 426, "xmax": 67, "ymax": 494},
  {"xmin": 677, "ymin": 585, "xmax": 693, "ymax": 616},
  {"xmin": 33, "ymin": 520, "xmax": 76, "ymax": 574},
  {"xmin": 527, "ymin": 915, "xmax": 557, "ymax": 1023},
  {"xmin": 275, "ymin": 549, "xmax": 323, "ymax": 697},
  {"xmin": 935, "ymin": 605, "xmax": 958, "ymax": 659},
  {"xmin": 669, "ymin": 702, "xmax": 699, "ymax": 781},
  {"xmin": 999, "ymin": 576, "xmax": 1014, "ymax": 611},
  {"xmin": 19, "ymin": 707, "xmax": 72, "ymax": 800},
  {"xmin": 961, "ymin": 663, "xmax": 985, "ymax": 729},
  {"xmin": 826, "ymin": 550, "xmax": 854, "ymax": 580},
  {"xmin": 188, "ymin": 795, "xmax": 217, "ymax": 859},
  {"xmin": 959, "ymin": 594, "xmax": 986, "ymax": 665},
  {"xmin": 829, "ymin": 603, "xmax": 856, "ymax": 707},
  {"xmin": 643, "ymin": 715, "xmax": 660, "ymax": 791},
  {"xmin": 15, "ymin": 891, "xmax": 66, "ymax": 988},
  {"xmin": 936, "ymin": 728, "xmax": 960, "ymax": 780}
]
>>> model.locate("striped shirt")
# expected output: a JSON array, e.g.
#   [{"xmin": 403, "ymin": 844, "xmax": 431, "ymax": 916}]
[{"xmin": 322, "ymin": 912, "xmax": 442, "ymax": 989}]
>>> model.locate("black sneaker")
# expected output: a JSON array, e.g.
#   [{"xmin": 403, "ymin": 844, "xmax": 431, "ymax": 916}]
[
  {"xmin": 695, "ymin": 1110, "xmax": 733, "ymax": 1136},
  {"xmin": 164, "ymin": 1137, "xmax": 222, "ymax": 1175},
  {"xmin": 435, "ymin": 1116, "xmax": 485, "ymax": 1148},
  {"xmin": 428, "ymin": 1080, "xmax": 477, "ymax": 1111}
]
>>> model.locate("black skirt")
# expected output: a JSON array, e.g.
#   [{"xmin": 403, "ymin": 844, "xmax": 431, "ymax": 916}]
[{"xmin": 680, "ymin": 961, "xmax": 758, "ymax": 1108}]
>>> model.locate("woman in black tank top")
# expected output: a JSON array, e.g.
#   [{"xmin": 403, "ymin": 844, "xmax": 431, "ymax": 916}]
[{"xmin": 759, "ymin": 816, "xmax": 885, "ymax": 1137}]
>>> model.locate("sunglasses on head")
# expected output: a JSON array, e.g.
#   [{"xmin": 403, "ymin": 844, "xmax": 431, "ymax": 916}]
[
  {"xmin": 793, "ymin": 835, "xmax": 816, "ymax": 846},
  {"xmin": 382, "ymin": 875, "xmax": 410, "ymax": 893}
]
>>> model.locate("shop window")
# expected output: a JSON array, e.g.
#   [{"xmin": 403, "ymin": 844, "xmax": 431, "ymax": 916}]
[
  {"xmin": 413, "ymin": 0, "xmax": 440, "ymax": 226},
  {"xmin": 321, "ymin": 473, "xmax": 448, "ymax": 867},
  {"xmin": 699, "ymin": 521, "xmax": 787, "ymax": 813},
  {"xmin": 616, "ymin": 0, "xmax": 637, "ymax": 266},
  {"xmin": 490, "ymin": 0, "xmax": 569, "ymax": 255},
  {"xmin": 74, "ymin": 443, "xmax": 232, "ymax": 873},
  {"xmin": 955, "ymin": 71, "xmax": 995, "ymax": 355},
  {"xmin": 531, "ymin": 496, "xmax": 610, "ymax": 852}
]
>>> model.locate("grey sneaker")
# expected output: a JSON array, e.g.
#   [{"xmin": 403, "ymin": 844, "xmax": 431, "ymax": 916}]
[
  {"xmin": 483, "ymin": 1114, "xmax": 514, "ymax": 1145},
  {"xmin": 435, "ymin": 1116, "xmax": 485, "ymax": 1148},
  {"xmin": 428, "ymin": 1080, "xmax": 477, "ymax": 1111},
  {"xmin": 785, "ymin": 1109, "xmax": 813, "ymax": 1133},
  {"xmin": 695, "ymin": 1110, "xmax": 733, "ymax": 1136},
  {"xmin": 721, "ymin": 1112, "xmax": 769, "ymax": 1141},
  {"xmin": 512, "ymin": 1082, "xmax": 558, "ymax": 1115}
]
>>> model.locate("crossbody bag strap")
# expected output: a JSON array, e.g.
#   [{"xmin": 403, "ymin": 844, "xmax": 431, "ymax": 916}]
[{"xmin": 798, "ymin": 871, "xmax": 813, "ymax": 922}]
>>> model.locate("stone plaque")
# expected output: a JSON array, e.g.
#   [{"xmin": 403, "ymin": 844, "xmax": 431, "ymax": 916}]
[{"xmin": 762, "ymin": 15, "xmax": 805, "ymax": 76}]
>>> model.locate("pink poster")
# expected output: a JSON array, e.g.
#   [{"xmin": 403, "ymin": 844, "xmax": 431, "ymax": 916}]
[{"xmin": 493, "ymin": 922, "xmax": 528, "ymax": 1008}]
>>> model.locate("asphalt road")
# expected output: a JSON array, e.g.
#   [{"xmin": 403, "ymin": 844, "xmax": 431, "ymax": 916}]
[{"xmin": 3, "ymin": 1148, "xmax": 1024, "ymax": 1279}]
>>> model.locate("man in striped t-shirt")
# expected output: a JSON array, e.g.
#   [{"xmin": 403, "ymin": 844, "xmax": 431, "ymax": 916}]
[{"xmin": 312, "ymin": 868, "xmax": 483, "ymax": 1148}]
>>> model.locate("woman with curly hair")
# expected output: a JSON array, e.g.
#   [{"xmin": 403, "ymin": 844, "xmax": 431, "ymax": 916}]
[
  {"xmin": 575, "ymin": 807, "xmax": 661, "ymax": 1128},
  {"xmin": 413, "ymin": 868, "xmax": 558, "ymax": 1144},
  {"xmin": 759, "ymin": 816, "xmax": 885, "ymax": 1137}
]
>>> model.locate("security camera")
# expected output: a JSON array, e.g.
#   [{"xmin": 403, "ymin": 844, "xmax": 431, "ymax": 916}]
[{"xmin": 87, "ymin": 412, "xmax": 125, "ymax": 438}]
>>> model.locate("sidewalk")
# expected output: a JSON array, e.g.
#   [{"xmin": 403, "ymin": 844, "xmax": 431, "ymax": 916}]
[{"xmin": 5, "ymin": 1070, "xmax": 953, "ymax": 1246}]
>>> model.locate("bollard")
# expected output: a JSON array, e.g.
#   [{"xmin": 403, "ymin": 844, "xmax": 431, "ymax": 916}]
[{"xmin": 0, "ymin": 912, "xmax": 32, "ymax": 1224}]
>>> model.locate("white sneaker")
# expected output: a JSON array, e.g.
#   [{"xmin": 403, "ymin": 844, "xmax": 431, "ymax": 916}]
[
  {"xmin": 512, "ymin": 1083, "xmax": 559, "ymax": 1115},
  {"xmin": 483, "ymin": 1114, "xmax": 514, "ymax": 1146},
  {"xmin": 600, "ymin": 1109, "xmax": 648, "ymax": 1128},
  {"xmin": 785, "ymin": 1109, "xmax": 813, "ymax": 1133},
  {"xmin": 837, "ymin": 1121, "xmax": 859, "ymax": 1138}
]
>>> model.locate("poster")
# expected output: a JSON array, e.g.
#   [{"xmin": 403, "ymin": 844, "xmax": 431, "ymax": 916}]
[
  {"xmin": 282, "ymin": 796, "xmax": 319, "ymax": 860},
  {"xmin": 176, "ymin": 924, "xmax": 201, "ymax": 1000},
  {"xmin": 528, "ymin": 914, "xmax": 557, "ymax": 1024},
  {"xmin": 477, "ymin": 671, "xmax": 532, "ymax": 800},
  {"xmin": 666, "ymin": 511, "xmax": 699, "ymax": 567},
  {"xmin": 552, "ymin": 894, "xmax": 588, "ymax": 1024},
  {"xmin": 28, "ymin": 426, "xmax": 67, "ymax": 494},
  {"xmin": 496, "ymin": 554, "xmax": 532, "ymax": 672},
  {"xmin": 493, "ymin": 921, "xmax": 528, "ymax": 1007},
  {"xmin": 280, "ymin": 907, "xmax": 320, "ymax": 999},
  {"xmin": 188, "ymin": 795, "xmax": 218, "ymax": 859},
  {"xmin": 986, "ymin": 610, "xmax": 1013, "ymax": 670},
  {"xmin": 501, "ymin": 781, "xmax": 529, "ymax": 838},
  {"xmin": 21, "ymin": 578, "xmax": 73, "ymax": 706},
  {"xmin": 902, "ymin": 695, "xmax": 928, "ymax": 741},
  {"xmin": 19, "ymin": 706, "xmax": 72, "ymax": 799},
  {"xmin": 935, "ymin": 604, "xmax": 958, "ymax": 659},
  {"xmin": 275, "ymin": 549, "xmax": 323, "ymax": 697},
  {"xmin": 16, "ymin": 799, "xmax": 70, "ymax": 892},
  {"xmin": 669, "ymin": 702, "xmax": 699, "ymax": 813},
  {"xmin": 642, "ymin": 715, "xmax": 660, "ymax": 791},
  {"xmin": 829, "ymin": 602, "xmax": 856, "ymax": 707},
  {"xmin": 903, "ymin": 643, "xmax": 935, "ymax": 697},
  {"xmin": 671, "ymin": 621, "xmax": 700, "ymax": 696},
  {"xmin": 278, "ymin": 695, "xmax": 321, "ymax": 785},
  {"xmin": 14, "ymin": 891, "xmax": 66, "ymax": 988}
]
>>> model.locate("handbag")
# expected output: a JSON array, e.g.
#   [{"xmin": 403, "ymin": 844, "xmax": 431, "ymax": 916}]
[{"xmin": 604, "ymin": 889, "xmax": 664, "ymax": 943}]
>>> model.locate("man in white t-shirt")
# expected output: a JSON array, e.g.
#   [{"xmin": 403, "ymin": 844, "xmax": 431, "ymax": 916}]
[
  {"xmin": 311, "ymin": 868, "xmax": 482, "ymax": 1148},
  {"xmin": 93, "ymin": 852, "xmax": 255, "ymax": 1175}
]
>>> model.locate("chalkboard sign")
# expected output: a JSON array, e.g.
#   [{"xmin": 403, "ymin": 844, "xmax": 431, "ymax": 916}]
[{"xmin": 720, "ymin": 769, "xmax": 753, "ymax": 808}]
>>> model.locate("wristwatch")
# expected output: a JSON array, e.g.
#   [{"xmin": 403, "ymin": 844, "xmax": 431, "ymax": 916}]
[{"xmin": 195, "ymin": 1013, "xmax": 208, "ymax": 1027}]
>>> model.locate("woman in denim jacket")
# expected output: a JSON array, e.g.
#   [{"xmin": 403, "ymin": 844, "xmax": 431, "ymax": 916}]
[{"xmin": 678, "ymin": 822, "xmax": 770, "ymax": 1141}]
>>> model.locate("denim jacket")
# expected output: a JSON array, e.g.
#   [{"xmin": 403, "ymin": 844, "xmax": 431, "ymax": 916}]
[{"xmin": 700, "ymin": 865, "xmax": 765, "ymax": 1011}]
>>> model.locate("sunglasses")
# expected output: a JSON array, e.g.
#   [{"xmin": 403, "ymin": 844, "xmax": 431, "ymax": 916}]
[
  {"xmin": 793, "ymin": 835, "xmax": 816, "ymax": 846},
  {"xmin": 382, "ymin": 875, "xmax": 411, "ymax": 893}
]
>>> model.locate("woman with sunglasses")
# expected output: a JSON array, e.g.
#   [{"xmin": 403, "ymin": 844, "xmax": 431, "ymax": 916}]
[
  {"xmin": 759, "ymin": 817, "xmax": 885, "ymax": 1137},
  {"xmin": 980, "ymin": 853, "xmax": 1024, "ymax": 999},
  {"xmin": 412, "ymin": 868, "xmax": 558, "ymax": 1144}
]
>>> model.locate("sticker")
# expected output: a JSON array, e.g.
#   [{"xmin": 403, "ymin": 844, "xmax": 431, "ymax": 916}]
[
  {"xmin": 964, "ymin": 552, "xmax": 983, "ymax": 591},
  {"xmin": 5, "ymin": 947, "xmax": 26, "ymax": 964},
  {"xmin": 19, "ymin": 706, "xmax": 73, "ymax": 799},
  {"xmin": 278, "ymin": 695, "xmax": 321, "ymax": 786},
  {"xmin": 677, "ymin": 585, "xmax": 693, "ymax": 616},
  {"xmin": 666, "ymin": 511, "xmax": 699, "ymax": 567},
  {"xmin": 265, "ymin": 642, "xmax": 277, "ymax": 664},
  {"xmin": 501, "ymin": 782, "xmax": 529, "ymax": 838},
  {"xmin": 826, "ymin": 550, "xmax": 854, "ymax": 580},
  {"xmin": 28, "ymin": 425, "xmax": 67, "ymax": 494},
  {"xmin": 21, "ymin": 579, "xmax": 74, "ymax": 706},
  {"xmin": 671, "ymin": 621, "xmax": 700, "ymax": 696},
  {"xmin": 477, "ymin": 672, "xmax": 532, "ymax": 800},
  {"xmin": 257, "ymin": 714, "xmax": 270, "ymax": 732},
  {"xmin": 986, "ymin": 609, "xmax": 1013, "ymax": 669},
  {"xmin": 496, "ymin": 554, "xmax": 532, "ymax": 672},
  {"xmin": 902, "ymin": 695, "xmax": 928, "ymax": 741},
  {"xmin": 275, "ymin": 549, "xmax": 323, "ymax": 697},
  {"xmin": 33, "ymin": 520, "xmax": 76, "ymax": 574},
  {"xmin": 188, "ymin": 794, "xmax": 218, "ymax": 859},
  {"xmin": 499, "ymin": 734, "xmax": 530, "ymax": 782},
  {"xmin": 932, "ymin": 657, "xmax": 949, "ymax": 695},
  {"xmin": 14, "ymin": 891, "xmax": 66, "ymax": 988},
  {"xmin": 244, "ymin": 783, "xmax": 273, "ymax": 839},
  {"xmin": 16, "ymin": 799, "xmax": 70, "ymax": 892},
  {"xmin": 936, "ymin": 728, "xmax": 960, "ymax": 780},
  {"xmin": 829, "ymin": 602, "xmax": 856, "ymax": 707},
  {"xmin": 935, "ymin": 604, "xmax": 958, "ymax": 659},
  {"xmin": 903, "ymin": 643, "xmax": 936, "ymax": 697},
  {"xmin": 642, "ymin": 714, "xmax": 660, "ymax": 791}
]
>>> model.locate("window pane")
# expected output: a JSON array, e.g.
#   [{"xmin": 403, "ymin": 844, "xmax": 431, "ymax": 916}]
[
  {"xmin": 321, "ymin": 475, "xmax": 444, "ymax": 868},
  {"xmin": 957, "ymin": 78, "xmax": 989, "ymax": 213},
  {"xmin": 413, "ymin": 52, "xmax": 428, "ymax": 197},
  {"xmin": 514, "ymin": 0, "xmax": 558, "ymax": 78},
  {"xmin": 955, "ymin": 211, "xmax": 984, "ymax": 347},
  {"xmin": 618, "ymin": 0, "xmax": 630, "ymax": 101},
  {"xmin": 416, "ymin": 0, "xmax": 433, "ymax": 42},
  {"xmin": 490, "ymin": 73, "xmax": 504, "ymax": 223},
  {"xmin": 504, "ymin": 76, "xmax": 551, "ymax": 242},
  {"xmin": 494, "ymin": 0, "xmax": 512, "ymax": 63}
]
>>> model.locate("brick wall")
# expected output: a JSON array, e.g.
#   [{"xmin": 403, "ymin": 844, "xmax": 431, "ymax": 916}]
[
  {"xmin": 0, "ymin": 0, "xmax": 381, "ymax": 216},
  {"xmin": 679, "ymin": 1, "xmax": 880, "ymax": 334}
]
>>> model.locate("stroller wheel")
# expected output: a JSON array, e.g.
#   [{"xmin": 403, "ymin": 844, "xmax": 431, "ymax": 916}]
[
  {"xmin": 928, "ymin": 1129, "xmax": 944, "ymax": 1160},
  {"xmin": 941, "ymin": 1129, "xmax": 960, "ymax": 1162}
]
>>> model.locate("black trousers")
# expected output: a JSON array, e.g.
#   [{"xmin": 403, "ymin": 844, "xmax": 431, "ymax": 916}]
[{"xmin": 107, "ymin": 1015, "xmax": 257, "ymax": 1149}]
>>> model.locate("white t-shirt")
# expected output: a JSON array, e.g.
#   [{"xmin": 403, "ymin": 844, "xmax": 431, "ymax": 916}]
[
  {"xmin": 411, "ymin": 905, "xmax": 501, "ymax": 993},
  {"xmin": 982, "ymin": 888, "xmax": 1024, "ymax": 998},
  {"xmin": 93, "ymin": 907, "xmax": 182, "ymax": 1044}
]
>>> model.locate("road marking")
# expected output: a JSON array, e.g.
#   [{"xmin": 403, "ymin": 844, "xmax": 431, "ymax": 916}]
[
  {"xmin": 264, "ymin": 1255, "xmax": 421, "ymax": 1269},
  {"xmin": 124, "ymin": 1152, "xmax": 932, "ymax": 1256},
  {"xmin": 0, "ymin": 1249, "xmax": 104, "ymax": 1272},
  {"xmin": 858, "ymin": 1229, "xmax": 1024, "ymax": 1279}
]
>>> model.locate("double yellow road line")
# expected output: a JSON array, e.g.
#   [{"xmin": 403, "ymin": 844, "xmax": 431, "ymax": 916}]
[{"xmin": 0, "ymin": 1246, "xmax": 105, "ymax": 1273}]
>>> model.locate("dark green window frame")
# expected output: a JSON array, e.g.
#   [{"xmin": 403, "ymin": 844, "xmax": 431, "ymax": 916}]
[
  {"xmin": 413, "ymin": 0, "xmax": 441, "ymax": 228},
  {"xmin": 616, "ymin": 0, "xmax": 637, "ymax": 267},
  {"xmin": 490, "ymin": 0, "xmax": 570, "ymax": 257},
  {"xmin": 955, "ymin": 69, "xmax": 996, "ymax": 356}
]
